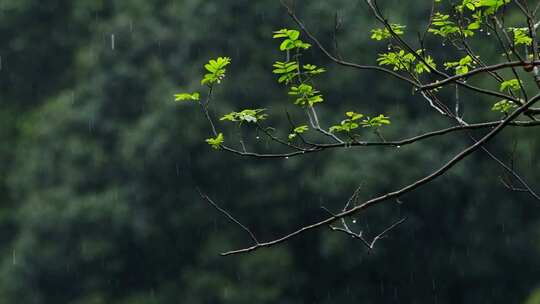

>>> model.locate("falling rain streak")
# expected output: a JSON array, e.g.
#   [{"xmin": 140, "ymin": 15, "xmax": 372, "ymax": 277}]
[{"xmin": 111, "ymin": 34, "xmax": 115, "ymax": 50}]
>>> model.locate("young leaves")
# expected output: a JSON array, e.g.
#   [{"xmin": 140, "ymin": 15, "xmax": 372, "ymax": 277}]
[
  {"xmin": 377, "ymin": 49, "xmax": 435, "ymax": 74},
  {"xmin": 273, "ymin": 28, "xmax": 311, "ymax": 51},
  {"xmin": 303, "ymin": 64, "xmax": 326, "ymax": 75},
  {"xmin": 457, "ymin": 0, "xmax": 510, "ymax": 14},
  {"xmin": 205, "ymin": 133, "xmax": 224, "ymax": 150},
  {"xmin": 220, "ymin": 109, "xmax": 268, "ymax": 123},
  {"xmin": 510, "ymin": 27, "xmax": 532, "ymax": 46},
  {"xmin": 174, "ymin": 92, "xmax": 200, "ymax": 102},
  {"xmin": 444, "ymin": 55, "xmax": 476, "ymax": 75},
  {"xmin": 329, "ymin": 111, "xmax": 363, "ymax": 133},
  {"xmin": 201, "ymin": 57, "xmax": 231, "ymax": 86},
  {"xmin": 272, "ymin": 62, "xmax": 326, "ymax": 85},
  {"xmin": 499, "ymin": 79, "xmax": 522, "ymax": 92},
  {"xmin": 273, "ymin": 61, "xmax": 299, "ymax": 84},
  {"xmin": 330, "ymin": 112, "xmax": 391, "ymax": 133},
  {"xmin": 492, "ymin": 100, "xmax": 516, "ymax": 113},
  {"xmin": 288, "ymin": 125, "xmax": 309, "ymax": 141},
  {"xmin": 377, "ymin": 50, "xmax": 417, "ymax": 71},
  {"xmin": 415, "ymin": 55, "xmax": 437, "ymax": 74},
  {"xmin": 361, "ymin": 114, "xmax": 391, "ymax": 128},
  {"xmin": 174, "ymin": 57, "xmax": 231, "ymax": 102},
  {"xmin": 288, "ymin": 84, "xmax": 324, "ymax": 106},
  {"xmin": 370, "ymin": 24, "xmax": 406, "ymax": 41},
  {"xmin": 429, "ymin": 13, "xmax": 462, "ymax": 37}
]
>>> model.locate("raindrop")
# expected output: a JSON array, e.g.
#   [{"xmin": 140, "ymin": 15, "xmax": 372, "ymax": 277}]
[
  {"xmin": 176, "ymin": 164, "xmax": 180, "ymax": 176},
  {"xmin": 442, "ymin": 42, "xmax": 446, "ymax": 46},
  {"xmin": 352, "ymin": 219, "xmax": 357, "ymax": 224},
  {"xmin": 0, "ymin": 55, "xmax": 2, "ymax": 71},
  {"xmin": 129, "ymin": 20, "xmax": 133, "ymax": 33},
  {"xmin": 479, "ymin": 28, "xmax": 484, "ymax": 32},
  {"xmin": 396, "ymin": 145, "xmax": 401, "ymax": 149},
  {"xmin": 255, "ymin": 136, "xmax": 260, "ymax": 140},
  {"xmin": 285, "ymin": 156, "xmax": 289, "ymax": 159},
  {"xmin": 486, "ymin": 32, "xmax": 491, "ymax": 36},
  {"xmin": 12, "ymin": 249, "xmax": 16, "ymax": 266},
  {"xmin": 111, "ymin": 34, "xmax": 115, "ymax": 50}
]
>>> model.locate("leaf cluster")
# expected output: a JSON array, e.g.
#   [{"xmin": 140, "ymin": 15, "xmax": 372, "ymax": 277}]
[
  {"xmin": 329, "ymin": 112, "xmax": 391, "ymax": 133},
  {"xmin": 201, "ymin": 57, "xmax": 232, "ymax": 86},
  {"xmin": 220, "ymin": 109, "xmax": 268, "ymax": 123},
  {"xmin": 273, "ymin": 29, "xmax": 311, "ymax": 51}
]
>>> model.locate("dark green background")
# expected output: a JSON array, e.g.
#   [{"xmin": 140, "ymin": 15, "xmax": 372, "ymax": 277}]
[{"xmin": 1, "ymin": 1, "xmax": 540, "ymax": 303}]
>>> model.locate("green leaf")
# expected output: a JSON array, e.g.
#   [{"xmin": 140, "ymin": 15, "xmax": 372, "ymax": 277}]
[
  {"xmin": 288, "ymin": 84, "xmax": 323, "ymax": 106},
  {"xmin": 273, "ymin": 29, "xmax": 300, "ymax": 40},
  {"xmin": 293, "ymin": 125, "xmax": 309, "ymax": 133},
  {"xmin": 345, "ymin": 111, "xmax": 363, "ymax": 120},
  {"xmin": 370, "ymin": 24, "xmax": 406, "ymax": 41},
  {"xmin": 280, "ymin": 39, "xmax": 295, "ymax": 51},
  {"xmin": 288, "ymin": 125, "xmax": 309, "ymax": 141},
  {"xmin": 200, "ymin": 57, "xmax": 231, "ymax": 86},
  {"xmin": 174, "ymin": 92, "xmax": 200, "ymax": 102},
  {"xmin": 273, "ymin": 28, "xmax": 310, "ymax": 51},
  {"xmin": 510, "ymin": 27, "xmax": 532, "ymax": 46},
  {"xmin": 287, "ymin": 29, "xmax": 300, "ymax": 40},
  {"xmin": 491, "ymin": 100, "xmax": 516, "ymax": 113},
  {"xmin": 220, "ymin": 109, "xmax": 268, "ymax": 123},
  {"xmin": 428, "ymin": 13, "xmax": 460, "ymax": 37},
  {"xmin": 303, "ymin": 64, "xmax": 326, "ymax": 75},
  {"xmin": 330, "ymin": 111, "xmax": 370, "ymax": 133},
  {"xmin": 361, "ymin": 114, "xmax": 391, "ymax": 128},
  {"xmin": 205, "ymin": 133, "xmax": 224, "ymax": 150},
  {"xmin": 415, "ymin": 54, "xmax": 437, "ymax": 74},
  {"xmin": 499, "ymin": 79, "xmax": 522, "ymax": 92},
  {"xmin": 444, "ymin": 55, "xmax": 476, "ymax": 75},
  {"xmin": 377, "ymin": 49, "xmax": 416, "ymax": 71},
  {"xmin": 272, "ymin": 29, "xmax": 289, "ymax": 38}
]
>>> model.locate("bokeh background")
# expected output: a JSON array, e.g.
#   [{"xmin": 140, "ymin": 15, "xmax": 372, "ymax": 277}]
[{"xmin": 1, "ymin": 1, "xmax": 540, "ymax": 303}]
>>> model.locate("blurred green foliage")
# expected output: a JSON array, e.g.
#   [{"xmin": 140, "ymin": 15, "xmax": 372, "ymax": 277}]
[{"xmin": 1, "ymin": 1, "xmax": 539, "ymax": 303}]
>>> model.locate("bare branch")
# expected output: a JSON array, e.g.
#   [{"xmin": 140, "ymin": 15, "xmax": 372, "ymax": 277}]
[
  {"xmin": 219, "ymin": 120, "xmax": 540, "ymax": 159},
  {"xmin": 198, "ymin": 189, "xmax": 260, "ymax": 245},
  {"xmin": 421, "ymin": 60, "xmax": 540, "ymax": 90},
  {"xmin": 220, "ymin": 94, "xmax": 540, "ymax": 256},
  {"xmin": 330, "ymin": 218, "xmax": 407, "ymax": 250}
]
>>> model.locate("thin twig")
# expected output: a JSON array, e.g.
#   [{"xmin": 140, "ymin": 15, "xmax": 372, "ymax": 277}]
[
  {"xmin": 219, "ymin": 120, "xmax": 540, "ymax": 159},
  {"xmin": 198, "ymin": 189, "xmax": 259, "ymax": 244}
]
